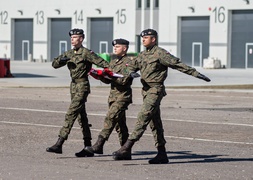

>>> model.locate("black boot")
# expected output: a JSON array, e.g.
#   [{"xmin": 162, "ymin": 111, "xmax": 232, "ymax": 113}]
[
  {"xmin": 85, "ymin": 135, "xmax": 106, "ymax": 154},
  {"xmin": 46, "ymin": 137, "xmax": 65, "ymax": 154},
  {"xmin": 120, "ymin": 138, "xmax": 128, "ymax": 146},
  {"xmin": 112, "ymin": 138, "xmax": 128, "ymax": 156},
  {"xmin": 113, "ymin": 139, "xmax": 134, "ymax": 160},
  {"xmin": 148, "ymin": 146, "xmax": 169, "ymax": 164},
  {"xmin": 75, "ymin": 139, "xmax": 94, "ymax": 157}
]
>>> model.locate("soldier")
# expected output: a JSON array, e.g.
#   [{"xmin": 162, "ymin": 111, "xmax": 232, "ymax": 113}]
[
  {"xmin": 46, "ymin": 28, "xmax": 109, "ymax": 157},
  {"xmin": 85, "ymin": 38, "xmax": 134, "ymax": 155},
  {"xmin": 112, "ymin": 29, "xmax": 211, "ymax": 164}
]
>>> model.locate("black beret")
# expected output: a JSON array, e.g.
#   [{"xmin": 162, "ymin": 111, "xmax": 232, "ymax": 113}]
[
  {"xmin": 140, "ymin": 29, "xmax": 158, "ymax": 37},
  {"xmin": 69, "ymin": 28, "xmax": 84, "ymax": 37},
  {"xmin": 112, "ymin": 38, "xmax": 129, "ymax": 46}
]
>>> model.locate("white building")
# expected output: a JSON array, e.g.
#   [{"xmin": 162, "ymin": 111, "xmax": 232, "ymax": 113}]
[{"xmin": 0, "ymin": 0, "xmax": 253, "ymax": 68}]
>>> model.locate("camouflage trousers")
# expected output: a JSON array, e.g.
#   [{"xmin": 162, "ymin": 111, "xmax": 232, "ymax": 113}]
[
  {"xmin": 129, "ymin": 85, "xmax": 167, "ymax": 147},
  {"xmin": 99, "ymin": 101, "xmax": 130, "ymax": 146},
  {"xmin": 59, "ymin": 81, "xmax": 91, "ymax": 142}
]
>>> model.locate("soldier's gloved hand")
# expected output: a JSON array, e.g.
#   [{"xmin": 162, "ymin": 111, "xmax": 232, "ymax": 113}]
[
  {"xmin": 89, "ymin": 68, "xmax": 103, "ymax": 80},
  {"xmin": 60, "ymin": 57, "xmax": 70, "ymax": 62},
  {"xmin": 96, "ymin": 70, "xmax": 104, "ymax": 76},
  {"xmin": 197, "ymin": 73, "xmax": 211, "ymax": 82},
  {"xmin": 130, "ymin": 72, "xmax": 140, "ymax": 78},
  {"xmin": 103, "ymin": 68, "xmax": 114, "ymax": 77}
]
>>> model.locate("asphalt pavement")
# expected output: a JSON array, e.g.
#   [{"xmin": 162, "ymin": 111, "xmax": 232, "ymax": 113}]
[
  {"xmin": 0, "ymin": 61, "xmax": 253, "ymax": 179},
  {"xmin": 0, "ymin": 87, "xmax": 252, "ymax": 180}
]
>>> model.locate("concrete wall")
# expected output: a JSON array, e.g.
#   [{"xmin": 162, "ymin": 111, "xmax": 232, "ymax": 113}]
[
  {"xmin": 0, "ymin": 0, "xmax": 136, "ymax": 60},
  {"xmin": 0, "ymin": 0, "xmax": 253, "ymax": 68},
  {"xmin": 160, "ymin": 0, "xmax": 253, "ymax": 67}
]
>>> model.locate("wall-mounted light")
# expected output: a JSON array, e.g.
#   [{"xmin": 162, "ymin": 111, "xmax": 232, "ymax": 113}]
[
  {"xmin": 55, "ymin": 9, "xmax": 61, "ymax": 15},
  {"xmin": 243, "ymin": 0, "xmax": 250, "ymax": 4},
  {"xmin": 18, "ymin": 10, "xmax": 23, "ymax": 15},
  {"xmin": 188, "ymin": 6, "xmax": 195, "ymax": 13},
  {"xmin": 95, "ymin": 8, "xmax": 101, "ymax": 14}
]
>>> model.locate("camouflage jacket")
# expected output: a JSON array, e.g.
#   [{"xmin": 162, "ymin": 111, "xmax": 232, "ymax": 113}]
[
  {"xmin": 52, "ymin": 46, "xmax": 109, "ymax": 80},
  {"xmin": 128, "ymin": 45, "xmax": 200, "ymax": 86},
  {"xmin": 101, "ymin": 55, "xmax": 133, "ymax": 103}
]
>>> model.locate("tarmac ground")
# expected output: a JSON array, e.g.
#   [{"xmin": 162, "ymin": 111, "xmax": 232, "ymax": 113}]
[{"xmin": 0, "ymin": 61, "xmax": 253, "ymax": 179}]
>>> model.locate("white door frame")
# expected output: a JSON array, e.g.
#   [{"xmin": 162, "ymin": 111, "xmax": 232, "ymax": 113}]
[
  {"xmin": 59, "ymin": 41, "xmax": 67, "ymax": 55},
  {"xmin": 192, "ymin": 42, "xmax": 202, "ymax": 67},
  {"xmin": 245, "ymin": 42, "xmax": 253, "ymax": 69},
  {"xmin": 22, "ymin": 40, "xmax": 29, "ymax": 61},
  {"xmin": 99, "ymin": 41, "xmax": 108, "ymax": 53}
]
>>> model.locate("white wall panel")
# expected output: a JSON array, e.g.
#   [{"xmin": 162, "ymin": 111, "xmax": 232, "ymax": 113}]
[{"xmin": 1, "ymin": 0, "xmax": 253, "ymax": 67}]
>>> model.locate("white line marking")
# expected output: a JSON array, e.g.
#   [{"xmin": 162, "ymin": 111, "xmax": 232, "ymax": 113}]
[
  {"xmin": 144, "ymin": 134, "xmax": 253, "ymax": 145},
  {"xmin": 0, "ymin": 120, "xmax": 252, "ymax": 145},
  {"xmin": 124, "ymin": 115, "xmax": 253, "ymax": 127},
  {"xmin": 0, "ymin": 106, "xmax": 252, "ymax": 127},
  {"xmin": 0, "ymin": 107, "xmax": 65, "ymax": 113},
  {"xmin": 164, "ymin": 118, "xmax": 253, "ymax": 127}
]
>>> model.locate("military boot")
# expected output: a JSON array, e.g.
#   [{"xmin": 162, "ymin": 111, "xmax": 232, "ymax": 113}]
[
  {"xmin": 46, "ymin": 137, "xmax": 65, "ymax": 154},
  {"xmin": 85, "ymin": 135, "xmax": 106, "ymax": 154},
  {"xmin": 113, "ymin": 139, "xmax": 134, "ymax": 160},
  {"xmin": 75, "ymin": 139, "xmax": 94, "ymax": 157},
  {"xmin": 120, "ymin": 137, "xmax": 128, "ymax": 146},
  {"xmin": 148, "ymin": 146, "xmax": 169, "ymax": 164},
  {"xmin": 112, "ymin": 138, "xmax": 128, "ymax": 156}
]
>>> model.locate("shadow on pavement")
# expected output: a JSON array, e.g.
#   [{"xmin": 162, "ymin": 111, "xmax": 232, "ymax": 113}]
[
  {"xmin": 54, "ymin": 150, "xmax": 253, "ymax": 165},
  {"xmin": 12, "ymin": 73, "xmax": 53, "ymax": 78},
  {"xmin": 120, "ymin": 150, "xmax": 253, "ymax": 165}
]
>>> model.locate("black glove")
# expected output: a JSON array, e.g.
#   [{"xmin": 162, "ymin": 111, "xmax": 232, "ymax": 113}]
[
  {"xmin": 60, "ymin": 57, "xmax": 70, "ymax": 62},
  {"xmin": 197, "ymin": 73, "xmax": 211, "ymax": 82},
  {"xmin": 130, "ymin": 72, "xmax": 140, "ymax": 78}
]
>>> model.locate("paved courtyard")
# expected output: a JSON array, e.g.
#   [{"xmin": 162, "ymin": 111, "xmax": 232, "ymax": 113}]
[{"xmin": 0, "ymin": 86, "xmax": 252, "ymax": 179}]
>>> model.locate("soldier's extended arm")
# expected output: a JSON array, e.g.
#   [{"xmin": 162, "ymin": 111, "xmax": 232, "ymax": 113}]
[
  {"xmin": 108, "ymin": 62, "xmax": 140, "ymax": 85},
  {"xmin": 127, "ymin": 56, "xmax": 140, "ymax": 73},
  {"xmin": 86, "ymin": 50, "xmax": 109, "ymax": 68},
  {"xmin": 123, "ymin": 56, "xmax": 141, "ymax": 78},
  {"xmin": 161, "ymin": 52, "xmax": 211, "ymax": 82},
  {"xmin": 52, "ymin": 53, "xmax": 70, "ymax": 69}
]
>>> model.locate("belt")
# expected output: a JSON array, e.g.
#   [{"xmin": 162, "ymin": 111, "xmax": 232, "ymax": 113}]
[
  {"xmin": 72, "ymin": 78, "xmax": 87, "ymax": 83},
  {"xmin": 141, "ymin": 79, "xmax": 163, "ymax": 88},
  {"xmin": 146, "ymin": 82, "xmax": 163, "ymax": 86}
]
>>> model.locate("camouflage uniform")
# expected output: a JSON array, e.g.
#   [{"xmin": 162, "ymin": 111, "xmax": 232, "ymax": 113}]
[
  {"xmin": 127, "ymin": 45, "xmax": 200, "ymax": 147},
  {"xmin": 52, "ymin": 46, "xmax": 109, "ymax": 141},
  {"xmin": 99, "ymin": 55, "xmax": 133, "ymax": 145}
]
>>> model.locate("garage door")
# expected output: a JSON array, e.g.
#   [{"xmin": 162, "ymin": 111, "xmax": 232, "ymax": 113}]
[
  {"xmin": 180, "ymin": 17, "xmax": 210, "ymax": 67},
  {"xmin": 13, "ymin": 19, "xmax": 33, "ymax": 61},
  {"xmin": 231, "ymin": 10, "xmax": 253, "ymax": 68},
  {"xmin": 89, "ymin": 18, "xmax": 113, "ymax": 53},
  {"xmin": 49, "ymin": 18, "xmax": 71, "ymax": 61}
]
